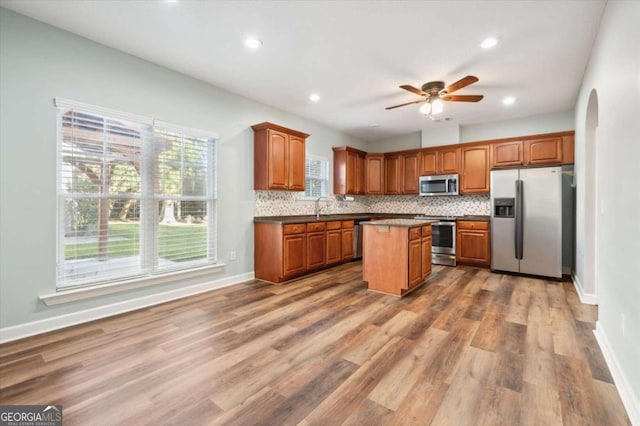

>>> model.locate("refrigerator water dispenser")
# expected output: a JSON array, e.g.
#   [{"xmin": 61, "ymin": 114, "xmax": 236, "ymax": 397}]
[{"xmin": 494, "ymin": 198, "xmax": 515, "ymax": 218}]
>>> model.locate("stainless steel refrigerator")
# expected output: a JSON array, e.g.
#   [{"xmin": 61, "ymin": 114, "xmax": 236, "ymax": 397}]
[{"xmin": 491, "ymin": 166, "xmax": 566, "ymax": 278}]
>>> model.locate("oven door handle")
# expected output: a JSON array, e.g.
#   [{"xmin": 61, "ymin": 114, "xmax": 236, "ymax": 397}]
[{"xmin": 432, "ymin": 222, "xmax": 456, "ymax": 227}]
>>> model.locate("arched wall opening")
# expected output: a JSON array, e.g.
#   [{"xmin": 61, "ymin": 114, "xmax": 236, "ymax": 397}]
[{"xmin": 584, "ymin": 88, "xmax": 599, "ymax": 297}]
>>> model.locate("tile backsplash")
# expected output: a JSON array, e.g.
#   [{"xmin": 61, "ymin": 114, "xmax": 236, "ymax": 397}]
[{"xmin": 254, "ymin": 191, "xmax": 490, "ymax": 217}]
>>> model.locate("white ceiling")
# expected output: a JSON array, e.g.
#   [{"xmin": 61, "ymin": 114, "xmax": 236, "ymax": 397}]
[{"xmin": 0, "ymin": 0, "xmax": 606, "ymax": 141}]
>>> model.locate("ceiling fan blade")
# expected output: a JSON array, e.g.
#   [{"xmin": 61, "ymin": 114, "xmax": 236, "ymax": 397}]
[
  {"xmin": 400, "ymin": 85, "xmax": 426, "ymax": 96},
  {"xmin": 440, "ymin": 75, "xmax": 479, "ymax": 95},
  {"xmin": 385, "ymin": 99, "xmax": 428, "ymax": 110},
  {"xmin": 441, "ymin": 95, "xmax": 484, "ymax": 102}
]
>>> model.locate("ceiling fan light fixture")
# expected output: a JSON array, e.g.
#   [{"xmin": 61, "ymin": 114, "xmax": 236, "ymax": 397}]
[
  {"xmin": 431, "ymin": 98, "xmax": 444, "ymax": 115},
  {"xmin": 419, "ymin": 102, "xmax": 431, "ymax": 115}
]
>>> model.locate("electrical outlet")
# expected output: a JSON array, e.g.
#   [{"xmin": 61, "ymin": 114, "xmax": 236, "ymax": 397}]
[{"xmin": 230, "ymin": 251, "xmax": 237, "ymax": 261}]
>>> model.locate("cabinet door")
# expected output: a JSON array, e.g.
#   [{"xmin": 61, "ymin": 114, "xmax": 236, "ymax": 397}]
[
  {"xmin": 460, "ymin": 145, "xmax": 490, "ymax": 193},
  {"xmin": 438, "ymin": 148, "xmax": 459, "ymax": 174},
  {"xmin": 307, "ymin": 232, "xmax": 326, "ymax": 269},
  {"xmin": 524, "ymin": 137, "xmax": 562, "ymax": 165},
  {"xmin": 288, "ymin": 135, "xmax": 306, "ymax": 190},
  {"xmin": 341, "ymin": 228, "xmax": 354, "ymax": 260},
  {"xmin": 402, "ymin": 153, "xmax": 420, "ymax": 194},
  {"xmin": 326, "ymin": 230, "xmax": 342, "ymax": 264},
  {"xmin": 561, "ymin": 135, "xmax": 574, "ymax": 165},
  {"xmin": 492, "ymin": 141, "xmax": 523, "ymax": 168},
  {"xmin": 421, "ymin": 236, "xmax": 432, "ymax": 279},
  {"xmin": 267, "ymin": 129, "xmax": 289, "ymax": 189},
  {"xmin": 420, "ymin": 150, "xmax": 438, "ymax": 175},
  {"xmin": 384, "ymin": 155, "xmax": 403, "ymax": 194},
  {"xmin": 408, "ymin": 239, "xmax": 422, "ymax": 288},
  {"xmin": 456, "ymin": 229, "xmax": 490, "ymax": 265},
  {"xmin": 356, "ymin": 154, "xmax": 366, "ymax": 195},
  {"xmin": 365, "ymin": 154, "xmax": 385, "ymax": 194},
  {"xmin": 283, "ymin": 234, "xmax": 306, "ymax": 276},
  {"xmin": 345, "ymin": 151, "xmax": 357, "ymax": 194}
]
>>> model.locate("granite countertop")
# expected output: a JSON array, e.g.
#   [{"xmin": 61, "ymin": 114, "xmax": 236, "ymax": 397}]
[
  {"xmin": 459, "ymin": 215, "xmax": 491, "ymax": 222},
  {"xmin": 361, "ymin": 218, "xmax": 436, "ymax": 227},
  {"xmin": 253, "ymin": 213, "xmax": 419, "ymax": 224},
  {"xmin": 253, "ymin": 213, "xmax": 490, "ymax": 224}
]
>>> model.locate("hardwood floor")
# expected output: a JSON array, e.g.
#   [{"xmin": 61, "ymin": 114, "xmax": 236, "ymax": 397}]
[{"xmin": 0, "ymin": 263, "xmax": 630, "ymax": 425}]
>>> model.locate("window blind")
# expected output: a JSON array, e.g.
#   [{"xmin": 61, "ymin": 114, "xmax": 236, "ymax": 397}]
[
  {"xmin": 56, "ymin": 103, "xmax": 217, "ymax": 289},
  {"xmin": 305, "ymin": 156, "xmax": 329, "ymax": 198}
]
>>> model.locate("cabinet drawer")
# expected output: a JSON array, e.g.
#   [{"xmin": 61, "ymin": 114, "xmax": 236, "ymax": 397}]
[
  {"xmin": 307, "ymin": 222, "xmax": 326, "ymax": 232},
  {"xmin": 283, "ymin": 223, "xmax": 306, "ymax": 235},
  {"xmin": 457, "ymin": 221, "xmax": 489, "ymax": 230},
  {"xmin": 341, "ymin": 220, "xmax": 355, "ymax": 228},
  {"xmin": 409, "ymin": 227, "xmax": 421, "ymax": 241},
  {"xmin": 422, "ymin": 225, "xmax": 432, "ymax": 237},
  {"xmin": 326, "ymin": 221, "xmax": 342, "ymax": 230}
]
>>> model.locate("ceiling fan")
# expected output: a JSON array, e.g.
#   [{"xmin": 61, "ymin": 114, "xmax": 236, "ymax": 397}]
[{"xmin": 386, "ymin": 75, "xmax": 484, "ymax": 117}]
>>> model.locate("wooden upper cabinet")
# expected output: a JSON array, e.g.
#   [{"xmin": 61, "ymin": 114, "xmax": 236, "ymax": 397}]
[
  {"xmin": 365, "ymin": 153, "xmax": 385, "ymax": 195},
  {"xmin": 333, "ymin": 146, "xmax": 366, "ymax": 195},
  {"xmin": 252, "ymin": 122, "xmax": 309, "ymax": 191},
  {"xmin": 384, "ymin": 154, "xmax": 403, "ymax": 194},
  {"xmin": 438, "ymin": 147, "xmax": 460, "ymax": 174},
  {"xmin": 524, "ymin": 137, "xmax": 562, "ymax": 165},
  {"xmin": 460, "ymin": 145, "xmax": 491, "ymax": 194},
  {"xmin": 402, "ymin": 152, "xmax": 420, "ymax": 194},
  {"xmin": 420, "ymin": 150, "xmax": 438, "ymax": 175},
  {"xmin": 562, "ymin": 134, "xmax": 575, "ymax": 165},
  {"xmin": 492, "ymin": 141, "xmax": 524, "ymax": 168},
  {"xmin": 356, "ymin": 154, "xmax": 366, "ymax": 194},
  {"xmin": 288, "ymin": 135, "xmax": 306, "ymax": 191}
]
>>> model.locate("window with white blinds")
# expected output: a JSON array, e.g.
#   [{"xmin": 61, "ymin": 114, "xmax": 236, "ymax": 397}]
[
  {"xmin": 304, "ymin": 156, "xmax": 329, "ymax": 198},
  {"xmin": 56, "ymin": 100, "xmax": 217, "ymax": 289}
]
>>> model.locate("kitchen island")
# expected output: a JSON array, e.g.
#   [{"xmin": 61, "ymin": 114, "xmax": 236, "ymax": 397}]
[{"xmin": 362, "ymin": 219, "xmax": 434, "ymax": 296}]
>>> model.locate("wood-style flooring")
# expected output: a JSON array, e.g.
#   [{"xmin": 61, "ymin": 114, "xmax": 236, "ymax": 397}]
[{"xmin": 0, "ymin": 263, "xmax": 631, "ymax": 425}]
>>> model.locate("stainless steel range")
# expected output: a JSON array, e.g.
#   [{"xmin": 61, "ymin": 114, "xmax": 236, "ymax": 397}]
[{"xmin": 414, "ymin": 216, "xmax": 458, "ymax": 266}]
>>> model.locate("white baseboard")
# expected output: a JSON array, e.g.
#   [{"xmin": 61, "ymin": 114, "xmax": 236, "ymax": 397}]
[
  {"xmin": 594, "ymin": 322, "xmax": 640, "ymax": 425},
  {"xmin": 571, "ymin": 273, "xmax": 598, "ymax": 305},
  {"xmin": 0, "ymin": 271, "xmax": 255, "ymax": 344}
]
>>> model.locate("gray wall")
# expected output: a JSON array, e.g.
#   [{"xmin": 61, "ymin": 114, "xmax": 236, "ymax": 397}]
[
  {"xmin": 572, "ymin": 0, "xmax": 640, "ymax": 415},
  {"xmin": 0, "ymin": 8, "xmax": 364, "ymax": 329},
  {"xmin": 460, "ymin": 110, "xmax": 575, "ymax": 142},
  {"xmin": 364, "ymin": 131, "xmax": 421, "ymax": 152}
]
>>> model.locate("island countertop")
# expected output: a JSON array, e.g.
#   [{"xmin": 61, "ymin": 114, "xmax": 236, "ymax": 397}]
[{"xmin": 361, "ymin": 218, "xmax": 436, "ymax": 227}]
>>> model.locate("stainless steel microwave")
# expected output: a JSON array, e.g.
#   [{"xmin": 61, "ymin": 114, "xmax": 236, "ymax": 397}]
[{"xmin": 419, "ymin": 174, "xmax": 459, "ymax": 196}]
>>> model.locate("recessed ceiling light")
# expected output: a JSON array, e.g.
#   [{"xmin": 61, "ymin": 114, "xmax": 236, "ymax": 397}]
[
  {"xmin": 502, "ymin": 96, "xmax": 516, "ymax": 106},
  {"xmin": 309, "ymin": 93, "xmax": 320, "ymax": 102},
  {"xmin": 244, "ymin": 37, "xmax": 262, "ymax": 49},
  {"xmin": 481, "ymin": 36, "xmax": 498, "ymax": 49}
]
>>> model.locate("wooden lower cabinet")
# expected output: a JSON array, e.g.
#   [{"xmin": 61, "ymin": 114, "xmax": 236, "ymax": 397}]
[
  {"xmin": 341, "ymin": 221, "xmax": 355, "ymax": 260},
  {"xmin": 456, "ymin": 221, "xmax": 490, "ymax": 267},
  {"xmin": 326, "ymin": 228, "xmax": 342, "ymax": 265},
  {"xmin": 255, "ymin": 220, "xmax": 354, "ymax": 284},
  {"xmin": 283, "ymin": 234, "xmax": 306, "ymax": 276},
  {"xmin": 307, "ymin": 231, "xmax": 326, "ymax": 269},
  {"xmin": 362, "ymin": 223, "xmax": 433, "ymax": 296},
  {"xmin": 408, "ymin": 238, "xmax": 422, "ymax": 288}
]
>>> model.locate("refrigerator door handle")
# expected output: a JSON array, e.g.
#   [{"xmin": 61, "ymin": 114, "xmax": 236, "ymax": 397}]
[{"xmin": 515, "ymin": 179, "xmax": 524, "ymax": 259}]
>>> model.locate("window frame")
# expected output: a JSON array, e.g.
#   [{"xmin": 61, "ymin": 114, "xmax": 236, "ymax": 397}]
[
  {"xmin": 55, "ymin": 98, "xmax": 218, "ymax": 291},
  {"xmin": 302, "ymin": 154, "xmax": 330, "ymax": 199}
]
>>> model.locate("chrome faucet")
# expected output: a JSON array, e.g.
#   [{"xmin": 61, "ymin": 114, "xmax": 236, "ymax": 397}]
[{"xmin": 315, "ymin": 197, "xmax": 322, "ymax": 219}]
